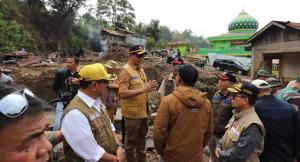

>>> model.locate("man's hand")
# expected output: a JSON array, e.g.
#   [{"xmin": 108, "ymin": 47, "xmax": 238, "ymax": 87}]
[
  {"xmin": 116, "ymin": 147, "xmax": 125, "ymax": 162},
  {"xmin": 215, "ymin": 146, "xmax": 222, "ymax": 158},
  {"xmin": 70, "ymin": 78, "xmax": 79, "ymax": 85},
  {"xmin": 144, "ymin": 80, "xmax": 157, "ymax": 92}
]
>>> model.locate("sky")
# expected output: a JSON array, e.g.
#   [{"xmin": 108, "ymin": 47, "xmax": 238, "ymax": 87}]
[{"xmin": 83, "ymin": 0, "xmax": 300, "ymax": 37}]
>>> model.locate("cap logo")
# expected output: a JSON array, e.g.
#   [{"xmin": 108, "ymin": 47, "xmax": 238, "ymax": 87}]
[
  {"xmin": 242, "ymin": 89, "xmax": 253, "ymax": 95},
  {"xmin": 129, "ymin": 46, "xmax": 144, "ymax": 54}
]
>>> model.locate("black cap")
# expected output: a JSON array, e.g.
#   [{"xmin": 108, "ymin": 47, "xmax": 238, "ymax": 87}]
[
  {"xmin": 228, "ymin": 82, "xmax": 260, "ymax": 98},
  {"xmin": 217, "ymin": 72, "xmax": 237, "ymax": 84},
  {"xmin": 178, "ymin": 64, "xmax": 198, "ymax": 86},
  {"xmin": 129, "ymin": 45, "xmax": 147, "ymax": 55}
]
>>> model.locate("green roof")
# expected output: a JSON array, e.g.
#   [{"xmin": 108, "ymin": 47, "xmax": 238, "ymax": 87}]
[
  {"xmin": 208, "ymin": 32, "xmax": 253, "ymax": 41},
  {"xmin": 196, "ymin": 48, "xmax": 252, "ymax": 56},
  {"xmin": 228, "ymin": 10, "xmax": 259, "ymax": 32}
]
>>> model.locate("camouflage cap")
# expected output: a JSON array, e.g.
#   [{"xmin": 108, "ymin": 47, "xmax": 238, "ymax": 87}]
[
  {"xmin": 257, "ymin": 69, "xmax": 270, "ymax": 77},
  {"xmin": 266, "ymin": 78, "xmax": 282, "ymax": 88}
]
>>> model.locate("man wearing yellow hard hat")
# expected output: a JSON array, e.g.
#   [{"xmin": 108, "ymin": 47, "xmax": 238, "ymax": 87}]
[
  {"xmin": 61, "ymin": 63, "xmax": 124, "ymax": 162},
  {"xmin": 119, "ymin": 45, "xmax": 157, "ymax": 162}
]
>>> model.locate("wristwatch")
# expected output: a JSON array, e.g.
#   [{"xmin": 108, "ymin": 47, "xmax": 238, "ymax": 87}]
[{"xmin": 117, "ymin": 143, "xmax": 124, "ymax": 148}]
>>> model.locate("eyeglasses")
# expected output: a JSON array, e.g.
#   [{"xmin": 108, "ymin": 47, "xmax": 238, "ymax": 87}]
[
  {"xmin": 95, "ymin": 79, "xmax": 109, "ymax": 85},
  {"xmin": 0, "ymin": 89, "xmax": 35, "ymax": 118}
]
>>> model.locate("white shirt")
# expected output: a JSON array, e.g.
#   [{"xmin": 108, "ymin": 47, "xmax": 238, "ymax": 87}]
[
  {"xmin": 61, "ymin": 91, "xmax": 116, "ymax": 162},
  {"xmin": 0, "ymin": 73, "xmax": 13, "ymax": 85}
]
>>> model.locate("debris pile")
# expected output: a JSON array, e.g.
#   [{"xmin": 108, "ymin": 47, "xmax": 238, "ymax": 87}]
[{"xmin": 102, "ymin": 46, "xmax": 129, "ymax": 62}]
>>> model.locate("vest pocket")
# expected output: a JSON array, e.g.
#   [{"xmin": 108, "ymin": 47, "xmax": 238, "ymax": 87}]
[{"xmin": 228, "ymin": 127, "xmax": 240, "ymax": 142}]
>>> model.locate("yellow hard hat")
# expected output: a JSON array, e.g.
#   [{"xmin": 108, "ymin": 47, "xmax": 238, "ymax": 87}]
[{"xmin": 79, "ymin": 63, "xmax": 110, "ymax": 81}]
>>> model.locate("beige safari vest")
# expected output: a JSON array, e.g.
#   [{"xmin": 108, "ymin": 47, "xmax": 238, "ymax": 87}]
[
  {"xmin": 120, "ymin": 63, "xmax": 148, "ymax": 118},
  {"xmin": 221, "ymin": 108, "xmax": 265, "ymax": 162},
  {"xmin": 62, "ymin": 96, "xmax": 117, "ymax": 162}
]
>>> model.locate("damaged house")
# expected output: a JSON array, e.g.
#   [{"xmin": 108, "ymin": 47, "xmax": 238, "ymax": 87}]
[
  {"xmin": 247, "ymin": 21, "xmax": 300, "ymax": 82},
  {"xmin": 100, "ymin": 28, "xmax": 146, "ymax": 52}
]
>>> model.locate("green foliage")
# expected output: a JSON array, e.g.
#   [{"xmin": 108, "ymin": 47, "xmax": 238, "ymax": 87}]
[
  {"xmin": 69, "ymin": 23, "xmax": 89, "ymax": 54},
  {"xmin": 146, "ymin": 20, "xmax": 160, "ymax": 42},
  {"xmin": 71, "ymin": 13, "xmax": 102, "ymax": 52},
  {"xmin": 0, "ymin": 4, "xmax": 34, "ymax": 52},
  {"xmin": 146, "ymin": 37, "xmax": 157, "ymax": 49},
  {"xmin": 96, "ymin": 0, "xmax": 135, "ymax": 30},
  {"xmin": 133, "ymin": 20, "xmax": 210, "ymax": 50}
]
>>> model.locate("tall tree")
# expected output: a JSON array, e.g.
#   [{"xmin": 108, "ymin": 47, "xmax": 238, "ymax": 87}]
[
  {"xmin": 46, "ymin": 0, "xmax": 86, "ymax": 56},
  {"xmin": 146, "ymin": 19, "xmax": 160, "ymax": 42},
  {"xmin": 159, "ymin": 25, "xmax": 172, "ymax": 43},
  {"xmin": 96, "ymin": 0, "xmax": 135, "ymax": 30}
]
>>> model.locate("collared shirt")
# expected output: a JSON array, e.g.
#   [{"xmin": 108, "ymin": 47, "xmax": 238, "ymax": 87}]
[
  {"xmin": 158, "ymin": 73, "xmax": 176, "ymax": 97},
  {"xmin": 0, "ymin": 73, "xmax": 13, "ymax": 85},
  {"xmin": 61, "ymin": 91, "xmax": 115, "ymax": 162}
]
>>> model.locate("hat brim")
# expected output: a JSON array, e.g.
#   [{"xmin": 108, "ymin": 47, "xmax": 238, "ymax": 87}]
[
  {"xmin": 228, "ymin": 87, "xmax": 240, "ymax": 93},
  {"xmin": 107, "ymin": 74, "xmax": 118, "ymax": 81},
  {"xmin": 217, "ymin": 74, "xmax": 229, "ymax": 80},
  {"xmin": 105, "ymin": 64, "xmax": 112, "ymax": 68},
  {"xmin": 137, "ymin": 51, "xmax": 147, "ymax": 55},
  {"xmin": 129, "ymin": 49, "xmax": 147, "ymax": 55}
]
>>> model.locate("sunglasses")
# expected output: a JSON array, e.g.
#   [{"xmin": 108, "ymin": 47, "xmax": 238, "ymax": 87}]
[
  {"xmin": 95, "ymin": 79, "xmax": 109, "ymax": 85},
  {"xmin": 0, "ymin": 89, "xmax": 35, "ymax": 118}
]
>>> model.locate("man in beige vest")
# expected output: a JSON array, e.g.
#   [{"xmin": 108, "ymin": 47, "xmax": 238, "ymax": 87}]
[
  {"xmin": 61, "ymin": 63, "xmax": 124, "ymax": 162},
  {"xmin": 119, "ymin": 45, "xmax": 157, "ymax": 162},
  {"xmin": 215, "ymin": 82, "xmax": 265, "ymax": 162}
]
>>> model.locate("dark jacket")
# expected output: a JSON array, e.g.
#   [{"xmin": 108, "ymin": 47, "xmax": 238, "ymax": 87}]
[
  {"xmin": 53, "ymin": 69, "xmax": 79, "ymax": 98},
  {"xmin": 254, "ymin": 95, "xmax": 300, "ymax": 162},
  {"xmin": 211, "ymin": 90, "xmax": 233, "ymax": 138}
]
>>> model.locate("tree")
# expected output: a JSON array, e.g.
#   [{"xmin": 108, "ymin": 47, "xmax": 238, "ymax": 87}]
[
  {"xmin": 159, "ymin": 25, "xmax": 172, "ymax": 43},
  {"xmin": 46, "ymin": 0, "xmax": 87, "ymax": 56},
  {"xmin": 96, "ymin": 0, "xmax": 135, "ymax": 30},
  {"xmin": 146, "ymin": 19, "xmax": 160, "ymax": 42},
  {"xmin": 133, "ymin": 22, "xmax": 146, "ymax": 35}
]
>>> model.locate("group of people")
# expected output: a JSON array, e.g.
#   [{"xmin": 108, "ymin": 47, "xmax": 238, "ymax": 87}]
[
  {"xmin": 1, "ymin": 43, "xmax": 300, "ymax": 162},
  {"xmin": 206, "ymin": 69, "xmax": 300, "ymax": 162}
]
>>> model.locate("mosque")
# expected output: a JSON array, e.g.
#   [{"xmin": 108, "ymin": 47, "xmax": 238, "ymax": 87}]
[{"xmin": 199, "ymin": 10, "xmax": 259, "ymax": 57}]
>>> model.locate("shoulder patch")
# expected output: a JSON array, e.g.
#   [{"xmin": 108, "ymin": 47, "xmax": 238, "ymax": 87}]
[{"xmin": 89, "ymin": 112, "xmax": 100, "ymax": 121}]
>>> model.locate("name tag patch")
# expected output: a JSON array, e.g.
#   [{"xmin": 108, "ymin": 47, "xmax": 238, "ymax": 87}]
[
  {"xmin": 89, "ymin": 112, "xmax": 100, "ymax": 121},
  {"xmin": 191, "ymin": 109, "xmax": 199, "ymax": 112},
  {"xmin": 131, "ymin": 76, "xmax": 139, "ymax": 80}
]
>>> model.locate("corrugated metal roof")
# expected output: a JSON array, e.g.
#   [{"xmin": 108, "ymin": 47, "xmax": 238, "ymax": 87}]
[
  {"xmin": 247, "ymin": 21, "xmax": 300, "ymax": 43},
  {"xmin": 101, "ymin": 29, "xmax": 126, "ymax": 37}
]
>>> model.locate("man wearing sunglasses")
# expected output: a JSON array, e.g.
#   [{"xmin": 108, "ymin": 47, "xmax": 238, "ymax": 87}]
[
  {"xmin": 215, "ymin": 82, "xmax": 265, "ymax": 162},
  {"xmin": 0, "ymin": 84, "xmax": 53, "ymax": 162},
  {"xmin": 61, "ymin": 64, "xmax": 124, "ymax": 162},
  {"xmin": 119, "ymin": 45, "xmax": 157, "ymax": 162}
]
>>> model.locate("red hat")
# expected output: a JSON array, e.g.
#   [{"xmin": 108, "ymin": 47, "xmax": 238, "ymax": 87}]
[
  {"xmin": 217, "ymin": 72, "xmax": 237, "ymax": 83},
  {"xmin": 171, "ymin": 58, "xmax": 183, "ymax": 65}
]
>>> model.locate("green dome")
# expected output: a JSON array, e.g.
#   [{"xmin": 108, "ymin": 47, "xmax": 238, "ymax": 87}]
[{"xmin": 228, "ymin": 10, "xmax": 258, "ymax": 33}]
